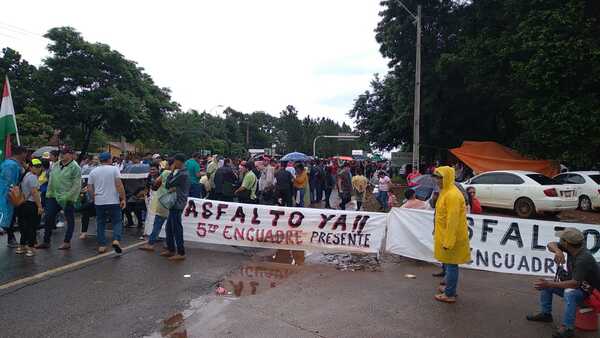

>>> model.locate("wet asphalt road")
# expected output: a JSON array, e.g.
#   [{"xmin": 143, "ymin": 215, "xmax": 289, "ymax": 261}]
[
  {"xmin": 0, "ymin": 237, "xmax": 249, "ymax": 337},
  {"xmin": 1, "ymin": 201, "xmax": 599, "ymax": 337}
]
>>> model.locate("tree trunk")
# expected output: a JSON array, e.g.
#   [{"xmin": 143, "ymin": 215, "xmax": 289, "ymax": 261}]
[{"xmin": 79, "ymin": 125, "xmax": 94, "ymax": 162}]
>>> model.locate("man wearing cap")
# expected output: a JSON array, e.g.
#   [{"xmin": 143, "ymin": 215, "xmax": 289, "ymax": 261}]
[
  {"xmin": 527, "ymin": 227, "xmax": 600, "ymax": 338},
  {"xmin": 88, "ymin": 152, "xmax": 127, "ymax": 254},
  {"xmin": 36, "ymin": 145, "xmax": 81, "ymax": 250}
]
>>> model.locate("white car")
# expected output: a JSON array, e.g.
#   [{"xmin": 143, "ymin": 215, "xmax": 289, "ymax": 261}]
[
  {"xmin": 462, "ymin": 170, "xmax": 577, "ymax": 218},
  {"xmin": 553, "ymin": 171, "xmax": 600, "ymax": 211}
]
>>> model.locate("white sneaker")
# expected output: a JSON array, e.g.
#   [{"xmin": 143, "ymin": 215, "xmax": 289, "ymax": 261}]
[{"xmin": 56, "ymin": 222, "xmax": 65, "ymax": 228}]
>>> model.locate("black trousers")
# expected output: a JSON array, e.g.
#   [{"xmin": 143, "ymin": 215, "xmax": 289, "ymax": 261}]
[
  {"xmin": 17, "ymin": 201, "xmax": 40, "ymax": 247},
  {"xmin": 81, "ymin": 203, "xmax": 96, "ymax": 233},
  {"xmin": 339, "ymin": 192, "xmax": 351, "ymax": 210},
  {"xmin": 324, "ymin": 188, "xmax": 332, "ymax": 208},
  {"xmin": 124, "ymin": 200, "xmax": 145, "ymax": 227},
  {"xmin": 275, "ymin": 189, "xmax": 293, "ymax": 207}
]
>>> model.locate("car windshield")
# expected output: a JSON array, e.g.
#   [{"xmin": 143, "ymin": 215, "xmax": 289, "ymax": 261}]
[
  {"xmin": 526, "ymin": 174, "xmax": 560, "ymax": 185},
  {"xmin": 589, "ymin": 174, "xmax": 600, "ymax": 185}
]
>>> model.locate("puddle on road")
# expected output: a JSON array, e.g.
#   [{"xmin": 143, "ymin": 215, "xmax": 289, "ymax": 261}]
[
  {"xmin": 149, "ymin": 252, "xmax": 303, "ymax": 338},
  {"xmin": 147, "ymin": 250, "xmax": 380, "ymax": 337}
]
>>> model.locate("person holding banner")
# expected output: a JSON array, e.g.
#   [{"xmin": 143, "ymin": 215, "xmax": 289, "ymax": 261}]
[
  {"xmin": 432, "ymin": 166, "xmax": 471, "ymax": 304},
  {"xmin": 527, "ymin": 228, "xmax": 600, "ymax": 338}
]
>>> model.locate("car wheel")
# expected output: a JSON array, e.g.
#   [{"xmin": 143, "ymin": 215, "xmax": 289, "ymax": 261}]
[
  {"xmin": 514, "ymin": 198, "xmax": 536, "ymax": 218},
  {"xmin": 579, "ymin": 195, "xmax": 592, "ymax": 212}
]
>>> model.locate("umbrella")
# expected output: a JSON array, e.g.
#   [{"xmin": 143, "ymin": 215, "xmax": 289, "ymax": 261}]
[
  {"xmin": 411, "ymin": 174, "xmax": 438, "ymax": 201},
  {"xmin": 335, "ymin": 156, "xmax": 353, "ymax": 161},
  {"xmin": 281, "ymin": 152, "xmax": 309, "ymax": 162},
  {"xmin": 32, "ymin": 146, "xmax": 58, "ymax": 158},
  {"xmin": 122, "ymin": 163, "xmax": 150, "ymax": 174}
]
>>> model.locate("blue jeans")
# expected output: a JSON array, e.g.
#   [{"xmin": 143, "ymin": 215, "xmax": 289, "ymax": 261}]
[
  {"xmin": 189, "ymin": 183, "xmax": 202, "ymax": 198},
  {"xmin": 377, "ymin": 191, "xmax": 389, "ymax": 209},
  {"xmin": 43, "ymin": 198, "xmax": 76, "ymax": 244},
  {"xmin": 95, "ymin": 204, "xmax": 123, "ymax": 246},
  {"xmin": 148, "ymin": 214, "xmax": 167, "ymax": 244},
  {"xmin": 540, "ymin": 287, "xmax": 586, "ymax": 329},
  {"xmin": 166, "ymin": 209, "xmax": 185, "ymax": 255},
  {"xmin": 295, "ymin": 188, "xmax": 305, "ymax": 207},
  {"xmin": 444, "ymin": 264, "xmax": 459, "ymax": 297}
]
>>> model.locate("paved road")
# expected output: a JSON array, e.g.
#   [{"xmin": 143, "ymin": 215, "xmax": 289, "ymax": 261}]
[{"xmin": 0, "ymin": 210, "xmax": 598, "ymax": 337}]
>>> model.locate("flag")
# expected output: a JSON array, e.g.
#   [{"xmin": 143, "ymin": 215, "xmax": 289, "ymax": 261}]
[{"xmin": 0, "ymin": 77, "xmax": 19, "ymax": 161}]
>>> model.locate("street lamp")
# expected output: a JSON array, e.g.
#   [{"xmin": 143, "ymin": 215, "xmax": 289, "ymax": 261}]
[
  {"xmin": 394, "ymin": 0, "xmax": 422, "ymax": 173},
  {"xmin": 313, "ymin": 135, "xmax": 360, "ymax": 158}
]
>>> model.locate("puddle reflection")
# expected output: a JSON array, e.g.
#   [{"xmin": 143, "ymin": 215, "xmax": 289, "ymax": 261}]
[
  {"xmin": 155, "ymin": 257, "xmax": 303, "ymax": 337},
  {"xmin": 160, "ymin": 313, "xmax": 187, "ymax": 338},
  {"xmin": 220, "ymin": 257, "xmax": 301, "ymax": 298}
]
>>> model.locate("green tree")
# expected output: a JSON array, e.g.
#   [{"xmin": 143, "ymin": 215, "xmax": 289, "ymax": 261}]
[
  {"xmin": 352, "ymin": 0, "xmax": 600, "ymax": 168},
  {"xmin": 14, "ymin": 106, "xmax": 54, "ymax": 147},
  {"xmin": 38, "ymin": 27, "xmax": 178, "ymax": 158}
]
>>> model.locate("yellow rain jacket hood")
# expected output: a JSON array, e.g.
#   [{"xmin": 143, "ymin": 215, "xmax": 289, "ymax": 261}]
[{"xmin": 433, "ymin": 166, "xmax": 471, "ymax": 264}]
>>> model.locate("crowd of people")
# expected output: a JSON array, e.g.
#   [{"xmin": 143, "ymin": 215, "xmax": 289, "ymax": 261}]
[{"xmin": 0, "ymin": 147, "xmax": 396, "ymax": 259}]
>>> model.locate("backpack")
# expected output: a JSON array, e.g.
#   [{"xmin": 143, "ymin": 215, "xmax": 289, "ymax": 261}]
[{"xmin": 8, "ymin": 185, "xmax": 25, "ymax": 207}]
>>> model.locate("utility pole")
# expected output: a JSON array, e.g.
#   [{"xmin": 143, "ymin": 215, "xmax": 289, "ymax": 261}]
[
  {"xmin": 413, "ymin": 5, "xmax": 421, "ymax": 173},
  {"xmin": 394, "ymin": 1, "xmax": 422, "ymax": 173}
]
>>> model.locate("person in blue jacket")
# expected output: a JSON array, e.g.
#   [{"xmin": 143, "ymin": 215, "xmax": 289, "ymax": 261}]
[{"xmin": 0, "ymin": 146, "xmax": 27, "ymax": 246}]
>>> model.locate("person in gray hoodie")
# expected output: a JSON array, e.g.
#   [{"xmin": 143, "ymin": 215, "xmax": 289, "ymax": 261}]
[{"xmin": 161, "ymin": 153, "xmax": 191, "ymax": 261}]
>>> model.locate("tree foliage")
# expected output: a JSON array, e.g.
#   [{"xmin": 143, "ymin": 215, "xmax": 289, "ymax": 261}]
[
  {"xmin": 2, "ymin": 27, "xmax": 362, "ymax": 158},
  {"xmin": 351, "ymin": 0, "xmax": 600, "ymax": 168},
  {"xmin": 37, "ymin": 27, "xmax": 179, "ymax": 158},
  {"xmin": 160, "ymin": 106, "xmax": 361, "ymax": 158}
]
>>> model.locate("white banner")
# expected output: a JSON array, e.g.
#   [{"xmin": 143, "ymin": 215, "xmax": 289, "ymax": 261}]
[
  {"xmin": 146, "ymin": 198, "xmax": 387, "ymax": 253},
  {"xmin": 387, "ymin": 208, "xmax": 600, "ymax": 276}
]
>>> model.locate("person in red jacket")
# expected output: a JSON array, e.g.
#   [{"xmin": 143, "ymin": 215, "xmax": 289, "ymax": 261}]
[{"xmin": 466, "ymin": 187, "xmax": 482, "ymax": 214}]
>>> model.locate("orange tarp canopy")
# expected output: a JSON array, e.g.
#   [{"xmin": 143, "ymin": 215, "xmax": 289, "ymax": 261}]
[{"xmin": 449, "ymin": 141, "xmax": 559, "ymax": 177}]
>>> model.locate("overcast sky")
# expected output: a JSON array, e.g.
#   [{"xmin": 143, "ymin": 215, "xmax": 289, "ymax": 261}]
[{"xmin": 1, "ymin": 1, "xmax": 388, "ymax": 125}]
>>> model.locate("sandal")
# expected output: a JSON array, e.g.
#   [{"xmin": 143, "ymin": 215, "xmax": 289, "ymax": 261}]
[
  {"xmin": 437, "ymin": 286, "xmax": 459, "ymax": 297},
  {"xmin": 434, "ymin": 293, "xmax": 456, "ymax": 304}
]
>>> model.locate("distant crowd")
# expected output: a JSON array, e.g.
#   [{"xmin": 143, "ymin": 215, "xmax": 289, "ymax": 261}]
[{"xmin": 0, "ymin": 146, "xmax": 394, "ymax": 259}]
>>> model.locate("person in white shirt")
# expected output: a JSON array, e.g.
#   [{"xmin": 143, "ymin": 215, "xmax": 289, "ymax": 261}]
[{"xmin": 88, "ymin": 152, "xmax": 126, "ymax": 254}]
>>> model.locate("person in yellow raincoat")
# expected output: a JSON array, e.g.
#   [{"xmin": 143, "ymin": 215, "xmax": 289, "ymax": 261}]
[{"xmin": 432, "ymin": 166, "xmax": 471, "ymax": 303}]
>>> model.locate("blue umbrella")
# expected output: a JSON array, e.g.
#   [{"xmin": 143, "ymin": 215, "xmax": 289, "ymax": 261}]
[
  {"xmin": 281, "ymin": 152, "xmax": 309, "ymax": 162},
  {"xmin": 412, "ymin": 174, "xmax": 437, "ymax": 201}
]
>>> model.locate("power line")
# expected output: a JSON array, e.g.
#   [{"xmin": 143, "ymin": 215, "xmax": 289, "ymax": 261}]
[
  {"xmin": 0, "ymin": 21, "xmax": 45, "ymax": 39},
  {"xmin": 0, "ymin": 31, "xmax": 17, "ymax": 39}
]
